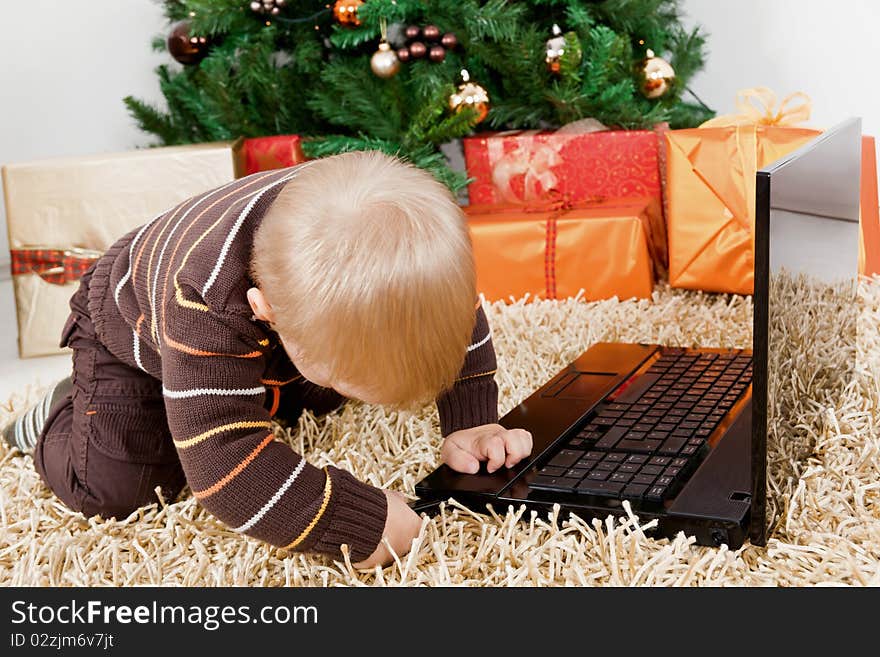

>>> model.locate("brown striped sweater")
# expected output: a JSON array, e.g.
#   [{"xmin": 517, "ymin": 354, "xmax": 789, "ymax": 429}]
[{"xmin": 84, "ymin": 166, "xmax": 498, "ymax": 561}]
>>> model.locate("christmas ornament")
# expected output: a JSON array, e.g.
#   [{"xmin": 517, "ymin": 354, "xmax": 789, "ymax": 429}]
[
  {"xmin": 397, "ymin": 48, "xmax": 411, "ymax": 62},
  {"xmin": 429, "ymin": 45, "xmax": 446, "ymax": 62},
  {"xmin": 409, "ymin": 41, "xmax": 427, "ymax": 58},
  {"xmin": 333, "ymin": 0, "xmax": 363, "ymax": 26},
  {"xmin": 371, "ymin": 18, "xmax": 400, "ymax": 79},
  {"xmin": 640, "ymin": 49, "xmax": 676, "ymax": 99},
  {"xmin": 249, "ymin": 0, "xmax": 286, "ymax": 16},
  {"xmin": 422, "ymin": 24, "xmax": 440, "ymax": 41},
  {"xmin": 440, "ymin": 32, "xmax": 457, "ymax": 49},
  {"xmin": 449, "ymin": 69, "xmax": 489, "ymax": 124},
  {"xmin": 371, "ymin": 43, "xmax": 400, "ymax": 78},
  {"xmin": 404, "ymin": 25, "xmax": 421, "ymax": 40},
  {"xmin": 167, "ymin": 21, "xmax": 210, "ymax": 66},
  {"xmin": 545, "ymin": 24, "xmax": 566, "ymax": 74}
]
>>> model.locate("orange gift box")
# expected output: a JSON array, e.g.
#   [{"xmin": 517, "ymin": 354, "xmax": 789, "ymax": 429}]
[
  {"xmin": 665, "ymin": 124, "xmax": 820, "ymax": 294},
  {"xmin": 240, "ymin": 135, "xmax": 305, "ymax": 175},
  {"xmin": 860, "ymin": 136, "xmax": 880, "ymax": 277},
  {"xmin": 466, "ymin": 197, "xmax": 662, "ymax": 302}
]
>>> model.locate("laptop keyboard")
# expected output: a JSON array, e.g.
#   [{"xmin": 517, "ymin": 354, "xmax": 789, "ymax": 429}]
[{"xmin": 529, "ymin": 349, "xmax": 752, "ymax": 503}]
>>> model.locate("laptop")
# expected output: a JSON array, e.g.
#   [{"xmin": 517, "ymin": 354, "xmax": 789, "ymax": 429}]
[{"xmin": 413, "ymin": 118, "xmax": 863, "ymax": 548}]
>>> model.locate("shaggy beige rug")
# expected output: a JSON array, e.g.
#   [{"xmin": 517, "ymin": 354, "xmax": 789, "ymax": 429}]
[{"xmin": 1, "ymin": 279, "xmax": 878, "ymax": 586}]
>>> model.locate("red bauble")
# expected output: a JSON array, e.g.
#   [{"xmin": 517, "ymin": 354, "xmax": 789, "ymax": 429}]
[
  {"xmin": 422, "ymin": 24, "xmax": 440, "ymax": 41},
  {"xmin": 167, "ymin": 21, "xmax": 209, "ymax": 65},
  {"xmin": 429, "ymin": 45, "xmax": 446, "ymax": 62},
  {"xmin": 404, "ymin": 25, "xmax": 421, "ymax": 40},
  {"xmin": 397, "ymin": 47, "xmax": 411, "ymax": 62},
  {"xmin": 409, "ymin": 41, "xmax": 427, "ymax": 58},
  {"xmin": 441, "ymin": 32, "xmax": 458, "ymax": 49}
]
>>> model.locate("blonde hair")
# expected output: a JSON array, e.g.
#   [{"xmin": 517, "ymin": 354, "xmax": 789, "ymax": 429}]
[{"xmin": 251, "ymin": 151, "xmax": 477, "ymax": 408}]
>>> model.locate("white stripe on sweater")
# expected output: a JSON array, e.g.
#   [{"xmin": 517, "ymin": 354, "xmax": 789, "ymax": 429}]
[
  {"xmin": 466, "ymin": 331, "xmax": 491, "ymax": 352},
  {"xmin": 201, "ymin": 164, "xmax": 313, "ymax": 298},
  {"xmin": 161, "ymin": 385, "xmax": 266, "ymax": 399},
  {"xmin": 233, "ymin": 458, "xmax": 308, "ymax": 533},
  {"xmin": 149, "ymin": 176, "xmax": 246, "ymax": 343},
  {"xmin": 133, "ymin": 331, "xmax": 145, "ymax": 372},
  {"xmin": 113, "ymin": 215, "xmax": 161, "ymax": 306}
]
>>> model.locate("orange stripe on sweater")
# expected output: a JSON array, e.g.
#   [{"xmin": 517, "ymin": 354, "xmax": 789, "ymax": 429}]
[
  {"xmin": 163, "ymin": 332, "xmax": 262, "ymax": 359},
  {"xmin": 158, "ymin": 172, "xmax": 277, "ymax": 341},
  {"xmin": 268, "ymin": 386, "xmax": 280, "ymax": 416},
  {"xmin": 192, "ymin": 432, "xmax": 274, "ymax": 499},
  {"xmin": 455, "ymin": 369, "xmax": 497, "ymax": 382},
  {"xmin": 260, "ymin": 375, "xmax": 302, "ymax": 386},
  {"xmin": 284, "ymin": 468, "xmax": 333, "ymax": 550}
]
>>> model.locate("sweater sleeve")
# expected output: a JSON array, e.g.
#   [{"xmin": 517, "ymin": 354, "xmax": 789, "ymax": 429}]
[
  {"xmin": 436, "ymin": 303, "xmax": 500, "ymax": 437},
  {"xmin": 160, "ymin": 288, "xmax": 387, "ymax": 561}
]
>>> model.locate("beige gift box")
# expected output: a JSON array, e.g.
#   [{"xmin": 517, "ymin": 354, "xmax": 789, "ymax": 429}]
[{"xmin": 3, "ymin": 141, "xmax": 243, "ymax": 357}]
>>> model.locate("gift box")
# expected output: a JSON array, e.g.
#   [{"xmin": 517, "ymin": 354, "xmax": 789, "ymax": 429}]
[
  {"xmin": 466, "ymin": 197, "xmax": 662, "ymax": 302},
  {"xmin": 240, "ymin": 135, "xmax": 305, "ymax": 175},
  {"xmin": 3, "ymin": 141, "xmax": 243, "ymax": 357},
  {"xmin": 665, "ymin": 124, "xmax": 819, "ymax": 294},
  {"xmin": 860, "ymin": 135, "xmax": 880, "ymax": 277},
  {"xmin": 665, "ymin": 89, "xmax": 822, "ymax": 294},
  {"xmin": 463, "ymin": 124, "xmax": 665, "ymax": 206}
]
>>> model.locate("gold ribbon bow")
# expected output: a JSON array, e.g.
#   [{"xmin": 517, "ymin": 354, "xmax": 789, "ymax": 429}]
[{"xmin": 700, "ymin": 87, "xmax": 812, "ymax": 128}]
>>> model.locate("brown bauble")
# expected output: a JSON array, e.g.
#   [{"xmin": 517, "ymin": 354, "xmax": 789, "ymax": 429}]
[
  {"xmin": 404, "ymin": 25, "xmax": 421, "ymax": 40},
  {"xmin": 332, "ymin": 0, "xmax": 363, "ymax": 27},
  {"xmin": 167, "ymin": 21, "xmax": 209, "ymax": 65},
  {"xmin": 409, "ymin": 41, "xmax": 427, "ymax": 58},
  {"xmin": 441, "ymin": 32, "xmax": 457, "ymax": 49},
  {"xmin": 429, "ymin": 45, "xmax": 446, "ymax": 62},
  {"xmin": 422, "ymin": 24, "xmax": 440, "ymax": 41},
  {"xmin": 397, "ymin": 47, "xmax": 411, "ymax": 62}
]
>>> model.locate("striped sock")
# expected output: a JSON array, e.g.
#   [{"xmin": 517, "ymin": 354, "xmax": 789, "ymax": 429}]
[{"xmin": 2, "ymin": 377, "xmax": 72, "ymax": 454}]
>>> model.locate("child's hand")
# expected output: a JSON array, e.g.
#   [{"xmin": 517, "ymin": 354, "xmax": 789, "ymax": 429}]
[
  {"xmin": 353, "ymin": 490, "xmax": 421, "ymax": 569},
  {"xmin": 441, "ymin": 423, "xmax": 533, "ymax": 474}
]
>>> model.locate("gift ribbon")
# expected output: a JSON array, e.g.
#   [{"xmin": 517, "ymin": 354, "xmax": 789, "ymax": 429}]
[
  {"xmin": 11, "ymin": 247, "xmax": 101, "ymax": 285},
  {"xmin": 700, "ymin": 87, "xmax": 812, "ymax": 128},
  {"xmin": 493, "ymin": 193, "xmax": 606, "ymax": 299},
  {"xmin": 487, "ymin": 120, "xmax": 610, "ymax": 203}
]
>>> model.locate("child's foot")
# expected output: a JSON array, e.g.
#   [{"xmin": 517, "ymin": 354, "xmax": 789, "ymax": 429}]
[{"xmin": 2, "ymin": 377, "xmax": 72, "ymax": 454}]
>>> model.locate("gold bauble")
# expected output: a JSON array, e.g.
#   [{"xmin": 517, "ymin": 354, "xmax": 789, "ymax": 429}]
[
  {"xmin": 449, "ymin": 82, "xmax": 490, "ymax": 123},
  {"xmin": 640, "ymin": 49, "xmax": 676, "ymax": 99},
  {"xmin": 370, "ymin": 42, "xmax": 400, "ymax": 79},
  {"xmin": 333, "ymin": 0, "xmax": 363, "ymax": 27}
]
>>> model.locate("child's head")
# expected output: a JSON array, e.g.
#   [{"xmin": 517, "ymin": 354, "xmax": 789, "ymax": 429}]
[{"xmin": 250, "ymin": 151, "xmax": 477, "ymax": 409}]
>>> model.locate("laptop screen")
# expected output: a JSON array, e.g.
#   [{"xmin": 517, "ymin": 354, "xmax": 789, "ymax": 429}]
[{"xmin": 751, "ymin": 118, "xmax": 862, "ymax": 544}]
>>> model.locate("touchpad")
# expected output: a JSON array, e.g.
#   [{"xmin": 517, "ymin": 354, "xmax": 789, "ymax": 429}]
[{"xmin": 552, "ymin": 372, "xmax": 618, "ymax": 400}]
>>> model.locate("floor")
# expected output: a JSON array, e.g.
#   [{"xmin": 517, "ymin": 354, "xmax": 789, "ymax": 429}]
[{"xmin": 0, "ymin": 274, "xmax": 72, "ymax": 403}]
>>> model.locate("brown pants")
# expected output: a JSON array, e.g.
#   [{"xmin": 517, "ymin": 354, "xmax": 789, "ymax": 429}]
[{"xmin": 34, "ymin": 268, "xmax": 344, "ymax": 519}]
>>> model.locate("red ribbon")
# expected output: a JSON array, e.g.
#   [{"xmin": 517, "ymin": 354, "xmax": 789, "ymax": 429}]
[
  {"xmin": 10, "ymin": 248, "xmax": 99, "ymax": 285},
  {"xmin": 482, "ymin": 192, "xmax": 607, "ymax": 300}
]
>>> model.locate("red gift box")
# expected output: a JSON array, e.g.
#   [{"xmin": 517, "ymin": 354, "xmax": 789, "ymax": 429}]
[
  {"xmin": 463, "ymin": 127, "xmax": 665, "ymax": 206},
  {"xmin": 240, "ymin": 135, "xmax": 306, "ymax": 175}
]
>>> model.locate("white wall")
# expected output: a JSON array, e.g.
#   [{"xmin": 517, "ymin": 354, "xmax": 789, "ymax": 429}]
[{"xmin": 1, "ymin": 0, "xmax": 878, "ymax": 274}]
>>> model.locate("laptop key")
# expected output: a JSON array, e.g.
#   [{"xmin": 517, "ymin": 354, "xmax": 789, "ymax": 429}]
[
  {"xmin": 626, "ymin": 454, "xmax": 649, "ymax": 464},
  {"xmin": 595, "ymin": 426, "xmax": 627, "ymax": 449},
  {"xmin": 538, "ymin": 465, "xmax": 567, "ymax": 476},
  {"xmin": 622, "ymin": 483, "xmax": 649, "ymax": 499},
  {"xmin": 616, "ymin": 439, "xmax": 661, "ymax": 453},
  {"xmin": 530, "ymin": 476, "xmax": 580, "ymax": 492},
  {"xmin": 585, "ymin": 451, "xmax": 604, "ymax": 460},
  {"xmin": 547, "ymin": 450, "xmax": 583, "ymax": 469},
  {"xmin": 617, "ymin": 463, "xmax": 640, "ymax": 474},
  {"xmin": 640, "ymin": 464, "xmax": 664, "ymax": 475},
  {"xmin": 645, "ymin": 485, "xmax": 667, "ymax": 502},
  {"xmin": 593, "ymin": 417, "xmax": 618, "ymax": 426},
  {"xmin": 587, "ymin": 471, "xmax": 610, "ymax": 481},
  {"xmin": 649, "ymin": 456, "xmax": 671, "ymax": 466},
  {"xmin": 595, "ymin": 461, "xmax": 617, "ymax": 472},
  {"xmin": 632, "ymin": 474, "xmax": 656, "ymax": 485},
  {"xmin": 658, "ymin": 436, "xmax": 687, "ymax": 455},
  {"xmin": 604, "ymin": 452, "xmax": 626, "ymax": 462},
  {"xmin": 610, "ymin": 472, "xmax": 632, "ymax": 483},
  {"xmin": 576, "ymin": 480, "xmax": 625, "ymax": 498}
]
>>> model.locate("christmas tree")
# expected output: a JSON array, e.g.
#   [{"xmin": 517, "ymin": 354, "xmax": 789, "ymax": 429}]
[{"xmin": 125, "ymin": 0, "xmax": 712, "ymax": 191}]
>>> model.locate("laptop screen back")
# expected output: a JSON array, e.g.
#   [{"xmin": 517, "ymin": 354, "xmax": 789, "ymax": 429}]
[{"xmin": 751, "ymin": 118, "xmax": 862, "ymax": 544}]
